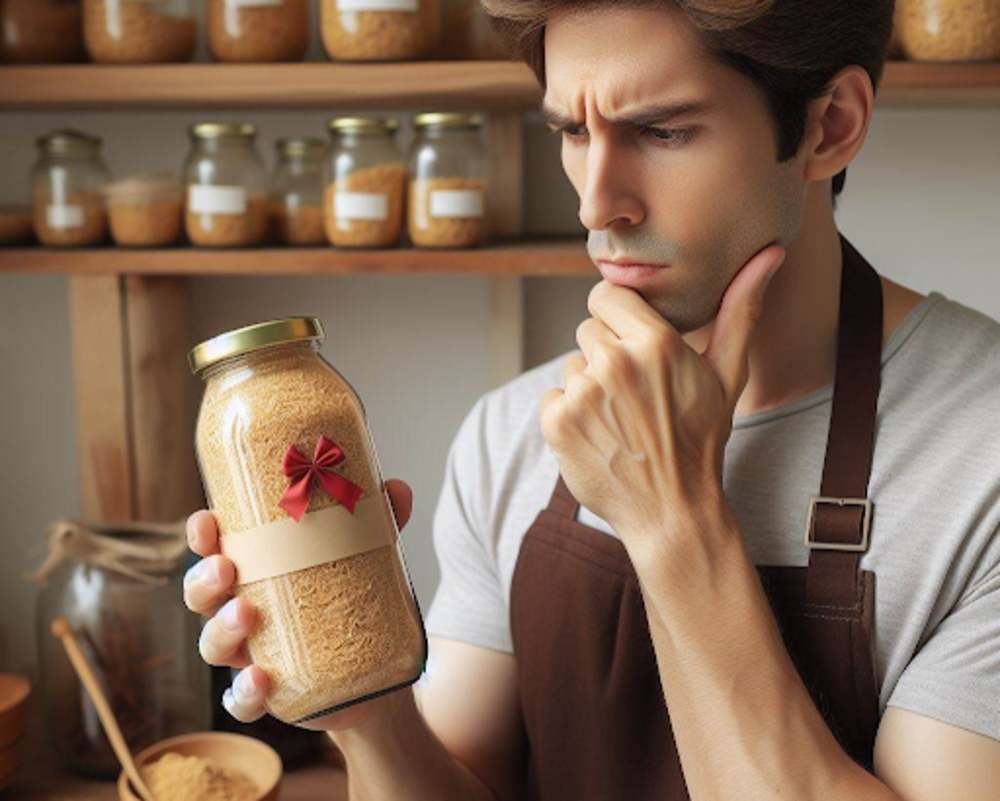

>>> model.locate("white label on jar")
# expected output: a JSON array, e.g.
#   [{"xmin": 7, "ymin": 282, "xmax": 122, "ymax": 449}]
[
  {"xmin": 47, "ymin": 205, "xmax": 85, "ymax": 230},
  {"xmin": 226, "ymin": 0, "xmax": 284, "ymax": 7},
  {"xmin": 337, "ymin": 0, "xmax": 419, "ymax": 12},
  {"xmin": 430, "ymin": 190, "xmax": 485, "ymax": 219},
  {"xmin": 188, "ymin": 185, "xmax": 248, "ymax": 216},
  {"xmin": 335, "ymin": 192, "xmax": 389, "ymax": 221}
]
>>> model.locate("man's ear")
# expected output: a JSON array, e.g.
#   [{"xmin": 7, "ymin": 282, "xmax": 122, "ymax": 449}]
[{"xmin": 802, "ymin": 65, "xmax": 873, "ymax": 186}]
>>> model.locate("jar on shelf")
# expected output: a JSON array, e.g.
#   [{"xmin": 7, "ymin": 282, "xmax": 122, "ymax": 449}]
[
  {"xmin": 105, "ymin": 172, "xmax": 183, "ymax": 247},
  {"xmin": 0, "ymin": 205, "xmax": 35, "ymax": 246},
  {"xmin": 183, "ymin": 123, "xmax": 269, "ymax": 248},
  {"xmin": 895, "ymin": 0, "xmax": 1000, "ymax": 61},
  {"xmin": 269, "ymin": 137, "xmax": 327, "ymax": 246},
  {"xmin": 440, "ymin": 0, "xmax": 507, "ymax": 60},
  {"xmin": 407, "ymin": 112, "xmax": 489, "ymax": 249},
  {"xmin": 31, "ymin": 129, "xmax": 111, "ymax": 248},
  {"xmin": 324, "ymin": 116, "xmax": 406, "ymax": 249},
  {"xmin": 30, "ymin": 519, "xmax": 211, "ymax": 777},
  {"xmin": 189, "ymin": 317, "xmax": 427, "ymax": 725},
  {"xmin": 0, "ymin": 0, "xmax": 86, "ymax": 64},
  {"xmin": 83, "ymin": 0, "xmax": 197, "ymax": 64},
  {"xmin": 320, "ymin": 0, "xmax": 442, "ymax": 61},
  {"xmin": 207, "ymin": 0, "xmax": 309, "ymax": 63}
]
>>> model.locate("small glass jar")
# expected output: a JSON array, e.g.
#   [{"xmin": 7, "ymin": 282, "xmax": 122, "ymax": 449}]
[
  {"xmin": 190, "ymin": 318, "xmax": 427, "ymax": 725},
  {"xmin": 83, "ymin": 0, "xmax": 197, "ymax": 64},
  {"xmin": 1, "ymin": 0, "xmax": 86, "ymax": 64},
  {"xmin": 207, "ymin": 0, "xmax": 309, "ymax": 63},
  {"xmin": 31, "ymin": 129, "xmax": 111, "ymax": 248},
  {"xmin": 105, "ymin": 172, "xmax": 183, "ymax": 247},
  {"xmin": 0, "ymin": 205, "xmax": 35, "ymax": 246},
  {"xmin": 183, "ymin": 123, "xmax": 269, "ymax": 248},
  {"xmin": 896, "ymin": 0, "xmax": 1000, "ymax": 61},
  {"xmin": 407, "ymin": 112, "xmax": 489, "ymax": 249},
  {"xmin": 321, "ymin": 0, "xmax": 442, "ymax": 61},
  {"xmin": 269, "ymin": 137, "xmax": 327, "ymax": 246},
  {"xmin": 324, "ymin": 116, "xmax": 406, "ymax": 249},
  {"xmin": 33, "ymin": 520, "xmax": 211, "ymax": 777}
]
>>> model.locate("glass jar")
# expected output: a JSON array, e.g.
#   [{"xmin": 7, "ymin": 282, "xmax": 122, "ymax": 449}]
[
  {"xmin": 31, "ymin": 129, "xmax": 111, "ymax": 248},
  {"xmin": 31, "ymin": 519, "xmax": 211, "ymax": 777},
  {"xmin": 321, "ymin": 0, "xmax": 442, "ymax": 61},
  {"xmin": 189, "ymin": 318, "xmax": 427, "ymax": 725},
  {"xmin": 324, "ymin": 116, "xmax": 406, "ymax": 249},
  {"xmin": 207, "ymin": 0, "xmax": 309, "ymax": 63},
  {"xmin": 0, "ymin": 205, "xmax": 35, "ymax": 246},
  {"xmin": 407, "ymin": 112, "xmax": 489, "ymax": 249},
  {"xmin": 183, "ymin": 123, "xmax": 269, "ymax": 248},
  {"xmin": 105, "ymin": 172, "xmax": 183, "ymax": 247},
  {"xmin": 269, "ymin": 137, "xmax": 327, "ymax": 246},
  {"xmin": 1, "ymin": 0, "xmax": 86, "ymax": 64},
  {"xmin": 896, "ymin": 0, "xmax": 1000, "ymax": 61},
  {"xmin": 83, "ymin": 0, "xmax": 197, "ymax": 64}
]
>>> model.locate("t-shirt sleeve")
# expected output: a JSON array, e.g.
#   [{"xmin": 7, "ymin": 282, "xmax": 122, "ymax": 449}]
[
  {"xmin": 886, "ymin": 557, "xmax": 1000, "ymax": 741},
  {"xmin": 423, "ymin": 394, "xmax": 514, "ymax": 654}
]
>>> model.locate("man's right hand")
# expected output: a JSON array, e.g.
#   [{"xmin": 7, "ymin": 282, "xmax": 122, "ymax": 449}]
[{"xmin": 182, "ymin": 479, "xmax": 415, "ymax": 732}]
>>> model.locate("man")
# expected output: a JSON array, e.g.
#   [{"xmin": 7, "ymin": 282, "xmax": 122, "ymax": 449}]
[{"xmin": 184, "ymin": 2, "xmax": 1000, "ymax": 798}]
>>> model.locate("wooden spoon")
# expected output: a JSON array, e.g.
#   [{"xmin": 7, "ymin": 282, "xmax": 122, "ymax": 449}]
[{"xmin": 50, "ymin": 616, "xmax": 156, "ymax": 801}]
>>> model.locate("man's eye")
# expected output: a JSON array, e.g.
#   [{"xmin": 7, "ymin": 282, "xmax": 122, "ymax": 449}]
[{"xmin": 550, "ymin": 125, "xmax": 696, "ymax": 146}]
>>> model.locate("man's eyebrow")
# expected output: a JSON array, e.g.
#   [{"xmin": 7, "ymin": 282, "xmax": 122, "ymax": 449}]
[{"xmin": 540, "ymin": 99, "xmax": 719, "ymax": 130}]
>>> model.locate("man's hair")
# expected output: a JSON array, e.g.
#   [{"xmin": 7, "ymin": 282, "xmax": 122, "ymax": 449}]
[{"xmin": 481, "ymin": 0, "xmax": 896, "ymax": 209}]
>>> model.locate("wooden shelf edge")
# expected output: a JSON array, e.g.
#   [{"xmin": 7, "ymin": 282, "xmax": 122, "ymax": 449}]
[{"xmin": 0, "ymin": 238, "xmax": 598, "ymax": 277}]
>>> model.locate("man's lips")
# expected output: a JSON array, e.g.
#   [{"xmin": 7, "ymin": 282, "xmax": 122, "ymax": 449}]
[{"xmin": 596, "ymin": 259, "xmax": 670, "ymax": 287}]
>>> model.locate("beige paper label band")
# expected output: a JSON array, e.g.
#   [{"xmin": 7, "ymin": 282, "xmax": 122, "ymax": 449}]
[{"xmin": 221, "ymin": 497, "xmax": 396, "ymax": 585}]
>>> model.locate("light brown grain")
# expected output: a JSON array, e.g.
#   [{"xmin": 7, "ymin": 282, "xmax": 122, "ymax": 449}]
[
  {"xmin": 321, "ymin": 0, "xmax": 441, "ymax": 61},
  {"xmin": 324, "ymin": 162, "xmax": 406, "ymax": 248},
  {"xmin": 185, "ymin": 194, "xmax": 269, "ymax": 247},
  {"xmin": 109, "ymin": 199, "xmax": 183, "ymax": 247},
  {"xmin": 268, "ymin": 201, "xmax": 325, "ymax": 246},
  {"xmin": 408, "ymin": 175, "xmax": 488, "ymax": 248},
  {"xmin": 33, "ymin": 191, "xmax": 107, "ymax": 247},
  {"xmin": 896, "ymin": 0, "xmax": 1000, "ymax": 61},
  {"xmin": 83, "ymin": 0, "xmax": 196, "ymax": 63},
  {"xmin": 207, "ymin": 0, "xmax": 308, "ymax": 62}
]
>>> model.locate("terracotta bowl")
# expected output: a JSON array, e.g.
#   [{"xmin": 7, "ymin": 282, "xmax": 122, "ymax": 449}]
[
  {"xmin": 0, "ymin": 674, "xmax": 30, "ymax": 789},
  {"xmin": 117, "ymin": 731, "xmax": 283, "ymax": 801}
]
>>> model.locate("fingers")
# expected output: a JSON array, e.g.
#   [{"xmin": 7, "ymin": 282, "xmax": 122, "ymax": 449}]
[
  {"xmin": 222, "ymin": 665, "xmax": 270, "ymax": 723},
  {"xmin": 199, "ymin": 597, "xmax": 257, "ymax": 668},
  {"xmin": 183, "ymin": 554, "xmax": 236, "ymax": 617},
  {"xmin": 186, "ymin": 510, "xmax": 221, "ymax": 558},
  {"xmin": 384, "ymin": 479, "xmax": 413, "ymax": 531}
]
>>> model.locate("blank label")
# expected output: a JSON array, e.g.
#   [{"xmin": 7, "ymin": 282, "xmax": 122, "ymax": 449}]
[
  {"xmin": 335, "ymin": 192, "xmax": 389, "ymax": 221},
  {"xmin": 46, "ymin": 205, "xmax": 84, "ymax": 229},
  {"xmin": 337, "ymin": 0, "xmax": 419, "ymax": 11},
  {"xmin": 430, "ymin": 190, "xmax": 485, "ymax": 219},
  {"xmin": 188, "ymin": 185, "xmax": 248, "ymax": 215}
]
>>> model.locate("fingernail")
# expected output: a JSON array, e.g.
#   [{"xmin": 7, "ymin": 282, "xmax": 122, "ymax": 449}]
[
  {"xmin": 219, "ymin": 599, "xmax": 242, "ymax": 631},
  {"xmin": 233, "ymin": 670, "xmax": 257, "ymax": 703},
  {"xmin": 187, "ymin": 558, "xmax": 220, "ymax": 589}
]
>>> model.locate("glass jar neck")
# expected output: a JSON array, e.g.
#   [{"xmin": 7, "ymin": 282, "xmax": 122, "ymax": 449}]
[
  {"xmin": 200, "ymin": 339, "xmax": 321, "ymax": 382},
  {"xmin": 194, "ymin": 137, "xmax": 257, "ymax": 155},
  {"xmin": 416, "ymin": 126, "xmax": 480, "ymax": 141}
]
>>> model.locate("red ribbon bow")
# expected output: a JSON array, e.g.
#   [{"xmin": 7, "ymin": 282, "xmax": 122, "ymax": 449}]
[{"xmin": 278, "ymin": 436, "xmax": 365, "ymax": 522}]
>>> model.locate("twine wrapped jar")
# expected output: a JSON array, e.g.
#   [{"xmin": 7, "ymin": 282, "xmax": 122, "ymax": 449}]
[{"xmin": 189, "ymin": 317, "xmax": 427, "ymax": 725}]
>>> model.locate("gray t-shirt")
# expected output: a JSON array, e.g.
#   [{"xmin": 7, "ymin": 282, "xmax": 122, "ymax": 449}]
[{"xmin": 424, "ymin": 289, "xmax": 1000, "ymax": 741}]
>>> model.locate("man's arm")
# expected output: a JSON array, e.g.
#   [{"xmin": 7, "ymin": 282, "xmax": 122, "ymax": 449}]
[
  {"xmin": 329, "ymin": 635, "xmax": 526, "ymax": 801},
  {"xmin": 621, "ymin": 499, "xmax": 1000, "ymax": 801}
]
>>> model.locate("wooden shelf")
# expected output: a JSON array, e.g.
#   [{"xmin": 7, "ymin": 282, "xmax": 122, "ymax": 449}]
[
  {"xmin": 0, "ymin": 237, "xmax": 596, "ymax": 276},
  {"xmin": 1, "ymin": 60, "xmax": 999, "ymax": 111}
]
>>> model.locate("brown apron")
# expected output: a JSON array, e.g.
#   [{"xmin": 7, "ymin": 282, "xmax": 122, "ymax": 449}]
[{"xmin": 510, "ymin": 233, "xmax": 883, "ymax": 799}]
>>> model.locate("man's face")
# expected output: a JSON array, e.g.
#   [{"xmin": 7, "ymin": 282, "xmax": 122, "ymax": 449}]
[{"xmin": 544, "ymin": 5, "xmax": 810, "ymax": 335}]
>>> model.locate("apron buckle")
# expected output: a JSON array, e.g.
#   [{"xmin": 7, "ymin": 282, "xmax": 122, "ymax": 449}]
[{"xmin": 803, "ymin": 496, "xmax": 872, "ymax": 552}]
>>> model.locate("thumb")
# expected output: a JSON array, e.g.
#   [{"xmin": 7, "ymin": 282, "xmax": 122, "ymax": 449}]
[
  {"xmin": 704, "ymin": 244, "xmax": 786, "ymax": 405},
  {"xmin": 385, "ymin": 478, "xmax": 414, "ymax": 530}
]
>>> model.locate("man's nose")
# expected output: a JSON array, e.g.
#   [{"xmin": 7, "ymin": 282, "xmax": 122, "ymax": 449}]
[{"xmin": 578, "ymin": 136, "xmax": 645, "ymax": 232}]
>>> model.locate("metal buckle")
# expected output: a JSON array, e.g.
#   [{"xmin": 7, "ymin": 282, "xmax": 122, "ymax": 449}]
[{"xmin": 803, "ymin": 496, "xmax": 872, "ymax": 552}]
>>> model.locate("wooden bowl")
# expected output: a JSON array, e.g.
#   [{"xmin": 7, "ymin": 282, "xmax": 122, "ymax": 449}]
[
  {"xmin": 0, "ymin": 673, "xmax": 30, "ymax": 788},
  {"xmin": 117, "ymin": 731, "xmax": 283, "ymax": 801}
]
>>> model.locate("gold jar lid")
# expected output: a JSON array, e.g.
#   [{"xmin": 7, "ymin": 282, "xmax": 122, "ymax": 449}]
[
  {"xmin": 328, "ymin": 116, "xmax": 399, "ymax": 135},
  {"xmin": 189, "ymin": 317, "xmax": 324, "ymax": 375},
  {"xmin": 275, "ymin": 136, "xmax": 327, "ymax": 156},
  {"xmin": 189, "ymin": 122, "xmax": 257, "ymax": 140},
  {"xmin": 413, "ymin": 112, "xmax": 483, "ymax": 129},
  {"xmin": 36, "ymin": 128, "xmax": 103, "ymax": 153}
]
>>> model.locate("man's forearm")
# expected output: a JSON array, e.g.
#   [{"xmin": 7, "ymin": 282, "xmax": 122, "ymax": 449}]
[
  {"xmin": 329, "ymin": 686, "xmax": 497, "ymax": 801},
  {"xmin": 623, "ymin": 500, "xmax": 902, "ymax": 801}
]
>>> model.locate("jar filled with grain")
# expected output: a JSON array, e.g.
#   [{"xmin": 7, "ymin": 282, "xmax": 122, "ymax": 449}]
[
  {"xmin": 896, "ymin": 0, "xmax": 1000, "ymax": 61},
  {"xmin": 31, "ymin": 129, "xmax": 110, "ymax": 248},
  {"xmin": 1, "ymin": 0, "xmax": 86, "ymax": 64},
  {"xmin": 183, "ymin": 123, "xmax": 269, "ymax": 248},
  {"xmin": 190, "ymin": 318, "xmax": 427, "ymax": 725},
  {"xmin": 83, "ymin": 0, "xmax": 197, "ymax": 64},
  {"xmin": 270, "ymin": 137, "xmax": 327, "ymax": 246},
  {"xmin": 207, "ymin": 0, "xmax": 309, "ymax": 63},
  {"xmin": 105, "ymin": 172, "xmax": 183, "ymax": 247},
  {"xmin": 0, "ymin": 205, "xmax": 35, "ymax": 246},
  {"xmin": 321, "ymin": 0, "xmax": 442, "ymax": 61},
  {"xmin": 407, "ymin": 112, "xmax": 489, "ymax": 249},
  {"xmin": 324, "ymin": 116, "xmax": 406, "ymax": 249}
]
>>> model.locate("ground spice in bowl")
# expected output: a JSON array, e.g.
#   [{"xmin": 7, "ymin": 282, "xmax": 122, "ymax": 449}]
[
  {"xmin": 268, "ymin": 201, "xmax": 325, "ymax": 246},
  {"xmin": 191, "ymin": 318, "xmax": 427, "ymax": 724},
  {"xmin": 83, "ymin": 0, "xmax": 197, "ymax": 64},
  {"xmin": 207, "ymin": 0, "xmax": 309, "ymax": 63},
  {"xmin": 145, "ymin": 752, "xmax": 258, "ymax": 801},
  {"xmin": 185, "ymin": 194, "xmax": 269, "ymax": 247},
  {"xmin": 408, "ymin": 175, "xmax": 488, "ymax": 248},
  {"xmin": 321, "ymin": 0, "xmax": 441, "ymax": 61},
  {"xmin": 324, "ymin": 162, "xmax": 406, "ymax": 248},
  {"xmin": 33, "ymin": 191, "xmax": 107, "ymax": 247},
  {"xmin": 105, "ymin": 173, "xmax": 183, "ymax": 247}
]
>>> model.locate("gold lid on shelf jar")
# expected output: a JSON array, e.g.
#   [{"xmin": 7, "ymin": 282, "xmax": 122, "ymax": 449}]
[
  {"xmin": 189, "ymin": 317, "xmax": 325, "ymax": 375},
  {"xmin": 328, "ymin": 116, "xmax": 400, "ymax": 135},
  {"xmin": 275, "ymin": 136, "xmax": 327, "ymax": 157},
  {"xmin": 413, "ymin": 112, "xmax": 484, "ymax": 129},
  {"xmin": 36, "ymin": 128, "xmax": 103, "ymax": 153},
  {"xmin": 189, "ymin": 122, "xmax": 257, "ymax": 141}
]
